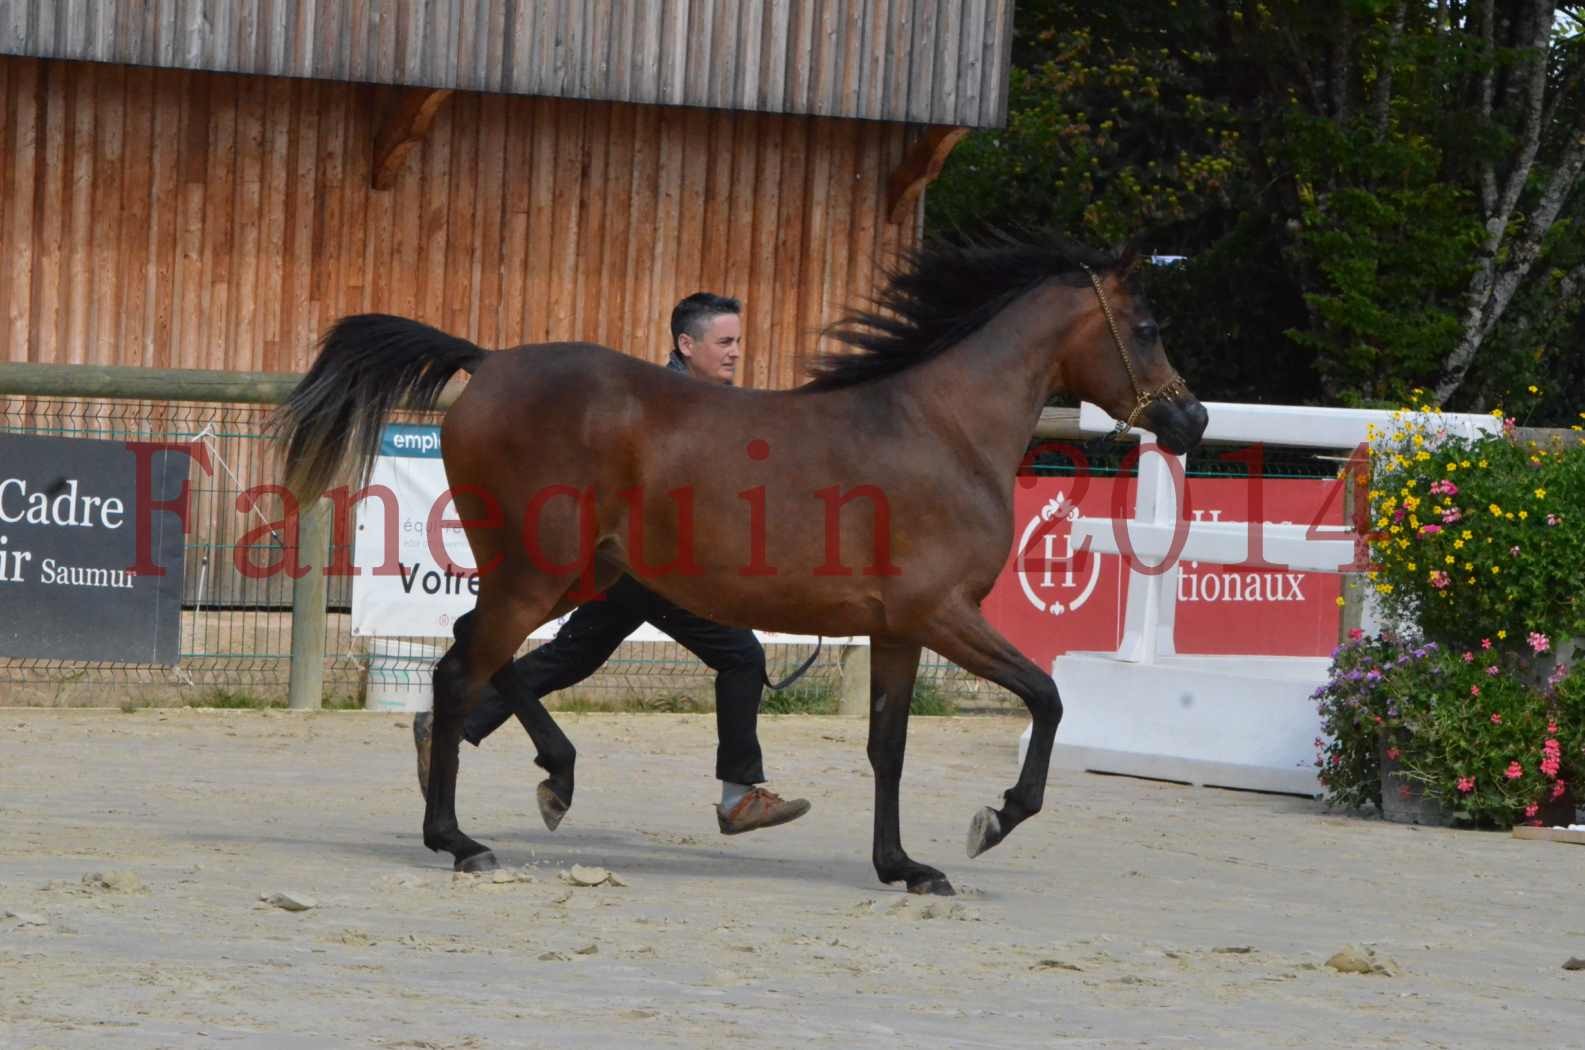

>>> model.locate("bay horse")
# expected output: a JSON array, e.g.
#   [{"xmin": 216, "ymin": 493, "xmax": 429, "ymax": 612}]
[{"xmin": 271, "ymin": 230, "xmax": 1207, "ymax": 896}]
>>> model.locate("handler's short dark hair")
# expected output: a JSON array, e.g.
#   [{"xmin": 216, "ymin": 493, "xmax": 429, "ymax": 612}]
[{"xmin": 670, "ymin": 292, "xmax": 742, "ymax": 353}]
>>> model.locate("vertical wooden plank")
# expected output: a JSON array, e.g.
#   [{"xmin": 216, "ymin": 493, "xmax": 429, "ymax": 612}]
[
  {"xmin": 683, "ymin": 0, "xmax": 714, "ymax": 108},
  {"xmin": 770, "ymin": 115, "xmax": 809, "ymax": 389},
  {"xmin": 857, "ymin": 0, "xmax": 888, "ymax": 121},
  {"xmin": 782, "ymin": 0, "xmax": 814, "ymax": 116},
  {"xmin": 745, "ymin": 112, "xmax": 783, "ymax": 389},
  {"xmin": 595, "ymin": 100, "xmax": 635, "ymax": 351},
  {"xmin": 819, "ymin": 117, "xmax": 857, "ymax": 368},
  {"xmin": 417, "ymin": 90, "xmax": 453, "ymax": 325},
  {"xmin": 173, "ymin": 73, "xmax": 208, "ymax": 370},
  {"xmin": 986, "ymin": 0, "xmax": 1014, "ymax": 128},
  {"xmin": 283, "ymin": 78, "xmax": 319, "ymax": 369},
  {"xmin": 1, "ymin": 59, "xmax": 32, "ymax": 361},
  {"xmin": 63, "ymin": 62, "xmax": 95, "ymax": 365},
  {"xmin": 571, "ymin": 101, "xmax": 609, "ymax": 343},
  {"xmin": 908, "ymin": 0, "xmax": 938, "ymax": 124},
  {"xmin": 885, "ymin": 0, "xmax": 913, "ymax": 123},
  {"xmin": 563, "ymin": 0, "xmax": 586, "ymax": 98},
  {"xmin": 699, "ymin": 107, "xmax": 736, "ymax": 296},
  {"xmin": 117, "ymin": 66, "xmax": 154, "ymax": 366},
  {"xmin": 932, "ymin": 0, "xmax": 962, "ymax": 125},
  {"xmin": 846, "ymin": 121, "xmax": 884, "ymax": 345},
  {"xmin": 200, "ymin": 69, "xmax": 236, "ymax": 374},
  {"xmin": 547, "ymin": 99, "xmax": 586, "ymax": 340},
  {"xmin": 757, "ymin": 0, "xmax": 788, "ymax": 113},
  {"xmin": 230, "ymin": 72, "xmax": 264, "ymax": 371},
  {"xmin": 524, "ymin": 95, "xmax": 557, "ymax": 340},
  {"xmin": 444, "ymin": 91, "xmax": 478, "ymax": 339},
  {"xmin": 723, "ymin": 110, "xmax": 757, "ymax": 350},
  {"xmin": 88, "ymin": 62, "xmax": 126, "ymax": 365},
  {"xmin": 256, "ymin": 76, "xmax": 290, "ymax": 364},
  {"xmin": 646, "ymin": 103, "xmax": 686, "ymax": 363},
  {"xmin": 837, "ymin": 0, "xmax": 864, "ymax": 122},
  {"xmin": 500, "ymin": 94, "xmax": 532, "ymax": 343},
  {"xmin": 672, "ymin": 106, "xmax": 710, "ymax": 309},
  {"xmin": 621, "ymin": 101, "xmax": 660, "ymax": 355},
  {"xmin": 506, "ymin": 0, "xmax": 532, "ymax": 94},
  {"xmin": 792, "ymin": 115, "xmax": 833, "ymax": 390},
  {"xmin": 471, "ymin": 89, "xmax": 507, "ymax": 347},
  {"xmin": 309, "ymin": 80, "xmax": 343, "ymax": 321},
  {"xmin": 956, "ymin": 0, "xmax": 986, "ymax": 127},
  {"xmin": 31, "ymin": 58, "xmax": 67, "ymax": 366},
  {"xmin": 808, "ymin": 0, "xmax": 838, "ymax": 116},
  {"xmin": 733, "ymin": 0, "xmax": 761, "ymax": 113}
]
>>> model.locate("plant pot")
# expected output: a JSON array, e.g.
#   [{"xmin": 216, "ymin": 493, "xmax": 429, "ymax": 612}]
[
  {"xmin": 1378, "ymin": 737, "xmax": 1457, "ymax": 827},
  {"xmin": 1533, "ymin": 782, "xmax": 1578, "ymax": 829}
]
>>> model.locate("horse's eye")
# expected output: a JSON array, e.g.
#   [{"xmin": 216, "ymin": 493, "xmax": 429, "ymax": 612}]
[{"xmin": 1134, "ymin": 321, "xmax": 1159, "ymax": 342}]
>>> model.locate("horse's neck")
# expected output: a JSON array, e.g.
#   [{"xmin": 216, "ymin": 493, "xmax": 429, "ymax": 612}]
[{"xmin": 897, "ymin": 282, "xmax": 1074, "ymax": 479}]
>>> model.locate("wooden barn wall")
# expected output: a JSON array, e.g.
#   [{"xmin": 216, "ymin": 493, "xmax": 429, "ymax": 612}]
[
  {"xmin": 0, "ymin": 54, "xmax": 923, "ymax": 389},
  {"xmin": 0, "ymin": 0, "xmax": 1015, "ymax": 129}
]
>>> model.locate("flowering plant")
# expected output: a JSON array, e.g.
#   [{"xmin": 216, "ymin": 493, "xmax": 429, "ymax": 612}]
[
  {"xmin": 1315, "ymin": 630, "xmax": 1584, "ymax": 827},
  {"xmin": 1362, "ymin": 404, "xmax": 1585, "ymax": 654}
]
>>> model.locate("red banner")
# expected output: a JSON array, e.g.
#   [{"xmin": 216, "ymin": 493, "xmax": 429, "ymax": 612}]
[{"xmin": 982, "ymin": 473, "xmax": 1345, "ymax": 674}]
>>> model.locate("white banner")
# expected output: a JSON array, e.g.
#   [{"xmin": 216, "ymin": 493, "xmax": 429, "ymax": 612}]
[{"xmin": 350, "ymin": 424, "xmax": 864, "ymax": 646}]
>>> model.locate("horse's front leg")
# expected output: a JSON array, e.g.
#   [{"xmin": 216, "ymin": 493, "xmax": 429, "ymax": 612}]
[
  {"xmin": 923, "ymin": 597, "xmax": 1063, "ymax": 859},
  {"xmin": 867, "ymin": 637, "xmax": 954, "ymax": 896}
]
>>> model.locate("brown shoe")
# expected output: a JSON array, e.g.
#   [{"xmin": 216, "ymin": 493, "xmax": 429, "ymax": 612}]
[{"xmin": 716, "ymin": 787, "xmax": 812, "ymax": 835}]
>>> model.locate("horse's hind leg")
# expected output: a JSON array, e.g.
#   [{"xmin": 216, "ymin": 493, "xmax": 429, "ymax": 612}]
[
  {"xmin": 924, "ymin": 598, "xmax": 1063, "ymax": 859},
  {"xmin": 867, "ymin": 637, "xmax": 955, "ymax": 896}
]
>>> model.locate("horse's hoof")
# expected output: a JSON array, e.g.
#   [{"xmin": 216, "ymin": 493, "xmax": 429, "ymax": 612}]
[
  {"xmin": 536, "ymin": 781, "xmax": 569, "ymax": 832},
  {"xmin": 454, "ymin": 849, "xmax": 498, "ymax": 874},
  {"xmin": 966, "ymin": 806, "xmax": 1003, "ymax": 859},
  {"xmin": 907, "ymin": 874, "xmax": 957, "ymax": 897}
]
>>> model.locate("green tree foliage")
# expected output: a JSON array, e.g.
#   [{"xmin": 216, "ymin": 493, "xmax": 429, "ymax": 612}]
[{"xmin": 929, "ymin": 1, "xmax": 1585, "ymax": 420}]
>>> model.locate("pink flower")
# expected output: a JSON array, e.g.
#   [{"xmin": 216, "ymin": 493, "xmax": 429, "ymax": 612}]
[
  {"xmin": 1546, "ymin": 513, "xmax": 1560, "ymax": 526},
  {"xmin": 1505, "ymin": 760, "xmax": 1523, "ymax": 778},
  {"xmin": 1553, "ymin": 780, "xmax": 1568, "ymax": 801},
  {"xmin": 1486, "ymin": 665, "xmax": 1500, "ymax": 677},
  {"xmin": 1481, "ymin": 638, "xmax": 1493, "ymax": 650},
  {"xmin": 1430, "ymin": 571, "xmax": 1451, "ymax": 590},
  {"xmin": 1509, "ymin": 545, "xmax": 1521, "ymax": 556},
  {"xmin": 1549, "ymin": 663, "xmax": 1570, "ymax": 687},
  {"xmin": 1525, "ymin": 803, "xmax": 1540, "ymax": 818},
  {"xmin": 1457, "ymin": 776, "xmax": 1476, "ymax": 793},
  {"xmin": 1462, "ymin": 651, "xmax": 1475, "ymax": 663},
  {"xmin": 1386, "ymin": 747, "xmax": 1401, "ymax": 761},
  {"xmin": 1491, "ymin": 712, "xmax": 1504, "ymax": 725},
  {"xmin": 1442, "ymin": 507, "xmax": 1463, "ymax": 524},
  {"xmin": 1528, "ymin": 632, "xmax": 1550, "ymax": 655},
  {"xmin": 1348, "ymin": 627, "xmax": 1364, "ymax": 641},
  {"xmin": 1547, "ymin": 722, "xmax": 1559, "ymax": 735},
  {"xmin": 1471, "ymin": 685, "xmax": 1481, "ymax": 697},
  {"xmin": 1393, "ymin": 507, "xmax": 1406, "ymax": 522},
  {"xmin": 1420, "ymin": 524, "xmax": 1443, "ymax": 536}
]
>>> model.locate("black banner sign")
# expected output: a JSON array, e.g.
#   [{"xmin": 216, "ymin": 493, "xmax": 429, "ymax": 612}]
[{"xmin": 0, "ymin": 433, "xmax": 193, "ymax": 665}]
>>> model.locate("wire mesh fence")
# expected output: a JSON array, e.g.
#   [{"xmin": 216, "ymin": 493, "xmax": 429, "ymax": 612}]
[{"xmin": 0, "ymin": 395, "xmax": 1011, "ymax": 711}]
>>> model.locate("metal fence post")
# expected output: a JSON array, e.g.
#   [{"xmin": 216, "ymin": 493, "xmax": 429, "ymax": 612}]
[
  {"xmin": 288, "ymin": 498, "xmax": 330, "ymax": 711},
  {"xmin": 838, "ymin": 643, "xmax": 870, "ymax": 716}
]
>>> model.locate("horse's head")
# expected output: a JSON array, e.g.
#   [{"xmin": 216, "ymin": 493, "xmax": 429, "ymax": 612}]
[{"xmin": 1062, "ymin": 257, "xmax": 1207, "ymax": 456}]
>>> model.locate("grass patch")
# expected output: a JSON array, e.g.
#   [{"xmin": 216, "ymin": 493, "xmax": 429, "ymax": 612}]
[
  {"xmin": 761, "ymin": 683, "xmax": 839, "ymax": 715},
  {"xmin": 908, "ymin": 681, "xmax": 958, "ymax": 717}
]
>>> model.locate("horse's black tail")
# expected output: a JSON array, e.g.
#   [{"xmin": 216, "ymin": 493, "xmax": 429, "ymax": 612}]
[{"xmin": 271, "ymin": 314, "xmax": 486, "ymax": 501}]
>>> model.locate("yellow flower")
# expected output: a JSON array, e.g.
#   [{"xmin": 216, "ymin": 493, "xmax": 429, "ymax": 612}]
[
  {"xmin": 1461, "ymin": 530, "xmax": 1472, "ymax": 540},
  {"xmin": 1489, "ymin": 503, "xmax": 1502, "ymax": 515},
  {"xmin": 1415, "ymin": 450, "xmax": 1431, "ymax": 462},
  {"xmin": 1491, "ymin": 565, "xmax": 1501, "ymax": 574},
  {"xmin": 1445, "ymin": 462, "xmax": 1458, "ymax": 473},
  {"xmin": 1454, "ymin": 539, "xmax": 1465, "ymax": 549},
  {"xmin": 1412, "ymin": 434, "xmax": 1424, "ymax": 447},
  {"xmin": 1491, "ymin": 408, "xmax": 1505, "ymax": 418},
  {"xmin": 1535, "ymin": 488, "xmax": 1546, "ymax": 499},
  {"xmin": 1407, "ymin": 562, "xmax": 1417, "ymax": 572},
  {"xmin": 1445, "ymin": 555, "xmax": 1455, "ymax": 564},
  {"xmin": 1518, "ymin": 510, "xmax": 1527, "ymax": 520},
  {"xmin": 1460, "ymin": 460, "xmax": 1471, "ymax": 468},
  {"xmin": 1390, "ymin": 525, "xmax": 1402, "ymax": 535},
  {"xmin": 1376, "ymin": 583, "xmax": 1396, "ymax": 595},
  {"xmin": 1334, "ymin": 596, "xmax": 1346, "ymax": 607},
  {"xmin": 1497, "ymin": 629, "xmax": 1507, "ymax": 640},
  {"xmin": 1464, "ymin": 562, "xmax": 1473, "ymax": 570},
  {"xmin": 1528, "ymin": 385, "xmax": 1539, "ymax": 394}
]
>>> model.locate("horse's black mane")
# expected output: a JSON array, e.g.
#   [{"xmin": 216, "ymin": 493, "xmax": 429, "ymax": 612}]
[{"xmin": 803, "ymin": 227, "xmax": 1126, "ymax": 391}]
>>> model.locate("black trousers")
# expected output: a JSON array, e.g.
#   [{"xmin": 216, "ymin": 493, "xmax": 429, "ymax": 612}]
[{"xmin": 460, "ymin": 575, "xmax": 768, "ymax": 785}]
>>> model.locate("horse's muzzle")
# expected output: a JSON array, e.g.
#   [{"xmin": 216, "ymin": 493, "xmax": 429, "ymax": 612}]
[{"xmin": 1147, "ymin": 398, "xmax": 1209, "ymax": 456}]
